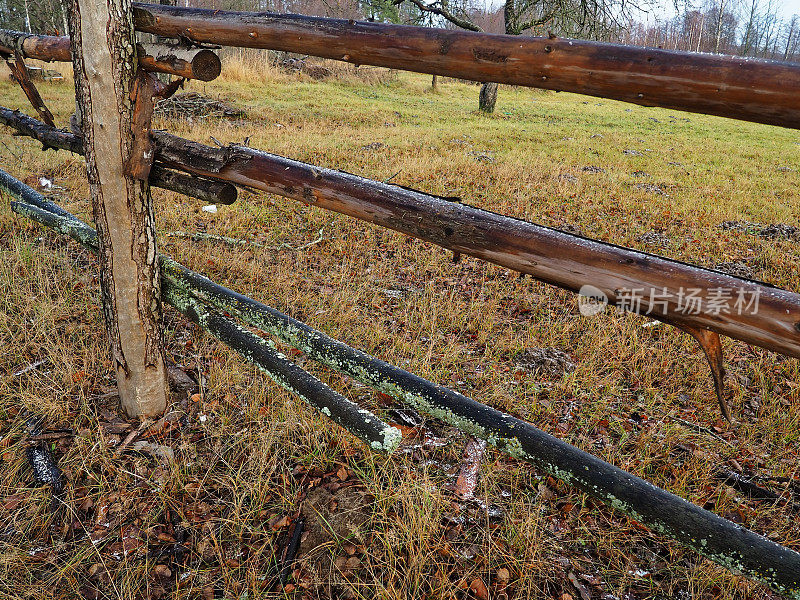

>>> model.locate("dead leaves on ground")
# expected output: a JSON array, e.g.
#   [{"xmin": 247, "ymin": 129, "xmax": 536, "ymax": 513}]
[{"xmin": 3, "ymin": 352, "xmax": 800, "ymax": 600}]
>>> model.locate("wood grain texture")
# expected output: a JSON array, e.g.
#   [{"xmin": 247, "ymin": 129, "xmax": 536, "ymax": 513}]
[{"xmin": 149, "ymin": 133, "xmax": 800, "ymax": 359}]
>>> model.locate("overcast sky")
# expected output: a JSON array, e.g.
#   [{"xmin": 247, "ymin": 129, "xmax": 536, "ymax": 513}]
[
  {"xmin": 777, "ymin": 0, "xmax": 800, "ymax": 18},
  {"xmin": 484, "ymin": 0, "xmax": 800, "ymax": 21},
  {"xmin": 624, "ymin": 0, "xmax": 800, "ymax": 25}
]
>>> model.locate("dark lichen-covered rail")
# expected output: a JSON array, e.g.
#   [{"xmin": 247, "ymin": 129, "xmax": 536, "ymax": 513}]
[{"xmin": 2, "ymin": 169, "xmax": 799, "ymax": 598}]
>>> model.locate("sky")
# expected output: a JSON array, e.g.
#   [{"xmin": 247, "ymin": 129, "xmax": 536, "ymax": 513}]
[
  {"xmin": 636, "ymin": 0, "xmax": 800, "ymax": 26},
  {"xmin": 484, "ymin": 0, "xmax": 800, "ymax": 22},
  {"xmin": 778, "ymin": 0, "xmax": 800, "ymax": 18}
]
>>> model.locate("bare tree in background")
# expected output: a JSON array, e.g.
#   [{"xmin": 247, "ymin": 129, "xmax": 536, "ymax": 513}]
[
  {"xmin": 712, "ymin": 0, "xmax": 728, "ymax": 51},
  {"xmin": 784, "ymin": 15, "xmax": 799, "ymax": 59}
]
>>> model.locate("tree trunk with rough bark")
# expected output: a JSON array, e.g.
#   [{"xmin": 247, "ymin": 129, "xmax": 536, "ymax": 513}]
[
  {"xmin": 478, "ymin": 82, "xmax": 498, "ymax": 112},
  {"xmin": 68, "ymin": 0, "xmax": 168, "ymax": 417}
]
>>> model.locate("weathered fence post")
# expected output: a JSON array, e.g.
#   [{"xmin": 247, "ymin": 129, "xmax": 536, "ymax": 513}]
[{"xmin": 67, "ymin": 0, "xmax": 168, "ymax": 416}]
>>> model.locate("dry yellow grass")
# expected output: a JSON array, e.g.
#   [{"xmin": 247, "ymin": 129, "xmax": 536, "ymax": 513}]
[
  {"xmin": 0, "ymin": 65, "xmax": 798, "ymax": 599},
  {"xmin": 218, "ymin": 51, "xmax": 296, "ymax": 84}
]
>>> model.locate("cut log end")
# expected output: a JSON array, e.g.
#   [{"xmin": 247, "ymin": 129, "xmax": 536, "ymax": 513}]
[{"xmin": 190, "ymin": 49, "xmax": 222, "ymax": 82}]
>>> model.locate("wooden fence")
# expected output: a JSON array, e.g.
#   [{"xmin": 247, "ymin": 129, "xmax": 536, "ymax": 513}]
[{"xmin": 1, "ymin": 3, "xmax": 800, "ymax": 596}]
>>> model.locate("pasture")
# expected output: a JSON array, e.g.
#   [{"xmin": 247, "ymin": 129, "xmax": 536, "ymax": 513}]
[{"xmin": 0, "ymin": 57, "xmax": 799, "ymax": 599}]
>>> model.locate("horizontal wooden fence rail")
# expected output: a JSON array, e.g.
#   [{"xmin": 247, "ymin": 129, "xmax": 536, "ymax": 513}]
[
  {"xmin": 132, "ymin": 3, "xmax": 800, "ymax": 129},
  {"xmin": 2, "ymin": 105, "xmax": 798, "ymax": 360},
  {"xmin": 149, "ymin": 164, "xmax": 237, "ymax": 205},
  {"xmin": 2, "ymin": 169, "xmax": 799, "ymax": 598},
  {"xmin": 151, "ymin": 135, "xmax": 800, "ymax": 358},
  {"xmin": 0, "ymin": 107, "xmax": 237, "ymax": 205},
  {"xmin": 0, "ymin": 29, "xmax": 222, "ymax": 81}
]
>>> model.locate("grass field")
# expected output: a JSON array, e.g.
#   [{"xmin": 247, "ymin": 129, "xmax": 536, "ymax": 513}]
[{"xmin": 0, "ymin": 57, "xmax": 799, "ymax": 599}]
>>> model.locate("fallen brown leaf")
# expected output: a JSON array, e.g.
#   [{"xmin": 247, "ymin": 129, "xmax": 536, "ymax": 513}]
[
  {"xmin": 470, "ymin": 577, "xmax": 489, "ymax": 600},
  {"xmin": 2, "ymin": 493, "xmax": 27, "ymax": 510},
  {"xmin": 153, "ymin": 564, "xmax": 172, "ymax": 578}
]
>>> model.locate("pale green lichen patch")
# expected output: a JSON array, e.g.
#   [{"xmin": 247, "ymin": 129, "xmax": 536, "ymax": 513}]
[
  {"xmin": 171, "ymin": 289, "xmax": 800, "ymax": 594},
  {"xmin": 162, "ymin": 283, "xmax": 401, "ymax": 454}
]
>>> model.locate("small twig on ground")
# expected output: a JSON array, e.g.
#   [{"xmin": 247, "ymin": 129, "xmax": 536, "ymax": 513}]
[
  {"xmin": 115, "ymin": 418, "xmax": 153, "ymax": 456},
  {"xmin": 165, "ymin": 231, "xmax": 263, "ymax": 248},
  {"xmin": 165, "ymin": 228, "xmax": 327, "ymax": 251},
  {"xmin": 12, "ymin": 359, "xmax": 48, "ymax": 377},
  {"xmin": 278, "ymin": 516, "xmax": 305, "ymax": 587},
  {"xmin": 667, "ymin": 415, "xmax": 733, "ymax": 446},
  {"xmin": 383, "ymin": 170, "xmax": 402, "ymax": 183},
  {"xmin": 27, "ymin": 430, "xmax": 74, "ymax": 442},
  {"xmin": 274, "ymin": 471, "xmax": 310, "ymax": 589},
  {"xmin": 0, "ymin": 140, "xmax": 22, "ymax": 160},
  {"xmin": 714, "ymin": 468, "xmax": 784, "ymax": 504},
  {"xmin": 269, "ymin": 227, "xmax": 328, "ymax": 251},
  {"xmin": 292, "ymin": 227, "xmax": 326, "ymax": 250}
]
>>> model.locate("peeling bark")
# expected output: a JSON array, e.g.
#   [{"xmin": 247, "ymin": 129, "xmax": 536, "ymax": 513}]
[
  {"xmin": 5, "ymin": 52, "xmax": 56, "ymax": 126},
  {"xmin": 68, "ymin": 0, "xmax": 167, "ymax": 417},
  {"xmin": 454, "ymin": 437, "xmax": 486, "ymax": 499}
]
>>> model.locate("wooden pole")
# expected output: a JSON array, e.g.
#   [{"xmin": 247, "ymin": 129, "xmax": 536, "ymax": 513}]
[
  {"xmin": 150, "ymin": 133, "xmax": 800, "ymax": 359},
  {"xmin": 1, "ymin": 107, "xmax": 798, "ymax": 359},
  {"xmin": 132, "ymin": 3, "xmax": 800, "ymax": 129},
  {"xmin": 67, "ymin": 0, "xmax": 168, "ymax": 416},
  {"xmin": 0, "ymin": 29, "xmax": 222, "ymax": 81}
]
